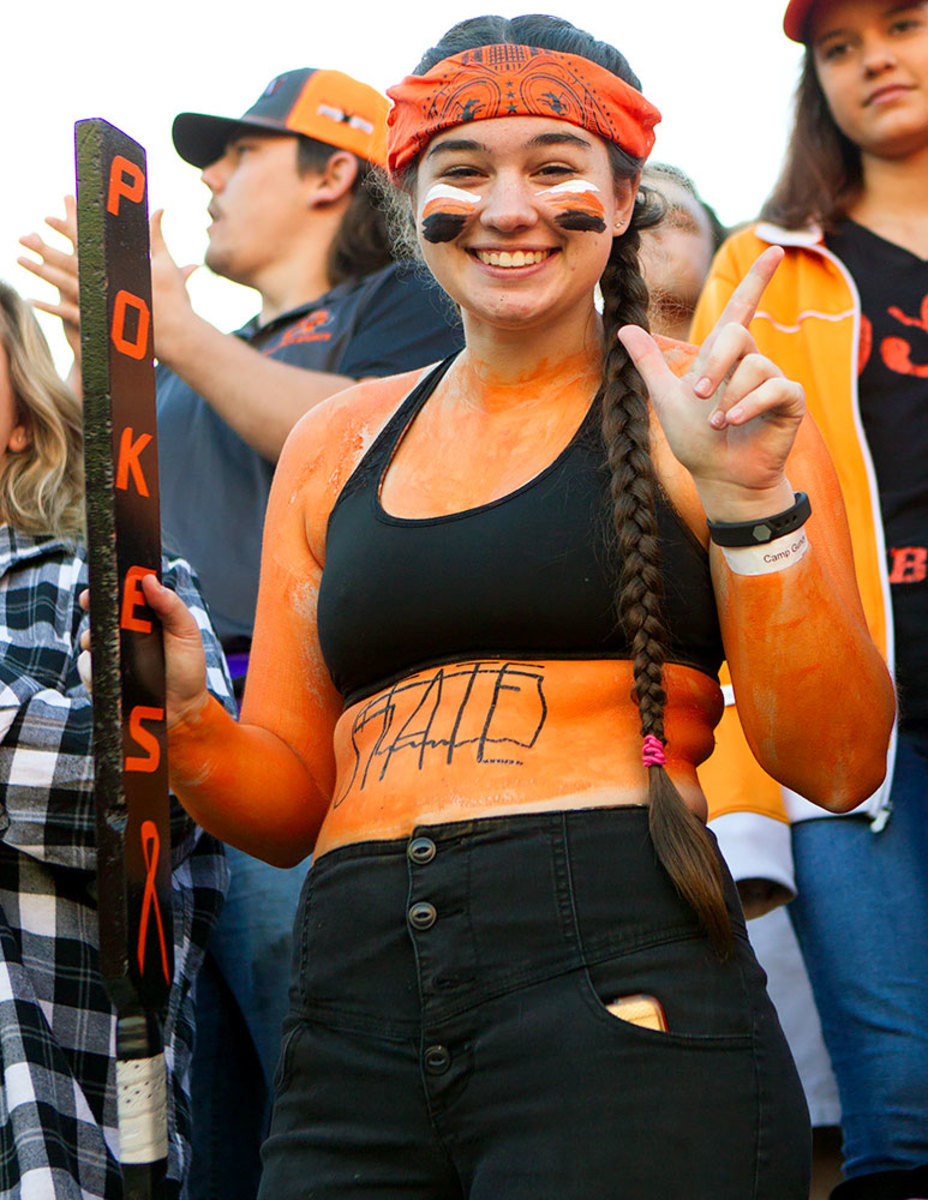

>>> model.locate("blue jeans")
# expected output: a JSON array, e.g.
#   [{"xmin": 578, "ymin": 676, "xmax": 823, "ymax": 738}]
[
  {"xmin": 189, "ymin": 846, "xmax": 309, "ymax": 1200},
  {"xmin": 789, "ymin": 733, "xmax": 928, "ymax": 1188},
  {"xmin": 260, "ymin": 808, "xmax": 810, "ymax": 1199}
]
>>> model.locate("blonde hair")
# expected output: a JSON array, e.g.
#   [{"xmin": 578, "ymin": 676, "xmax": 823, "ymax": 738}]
[{"xmin": 0, "ymin": 282, "xmax": 84, "ymax": 540}]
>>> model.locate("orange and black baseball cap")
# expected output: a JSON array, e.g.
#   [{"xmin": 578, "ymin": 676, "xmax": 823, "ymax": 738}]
[
  {"xmin": 172, "ymin": 69, "xmax": 389, "ymax": 169},
  {"xmin": 783, "ymin": 0, "xmax": 820, "ymax": 42}
]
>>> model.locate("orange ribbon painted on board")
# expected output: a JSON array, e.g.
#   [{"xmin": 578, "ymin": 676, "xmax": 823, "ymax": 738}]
[{"xmin": 137, "ymin": 819, "xmax": 170, "ymax": 984}]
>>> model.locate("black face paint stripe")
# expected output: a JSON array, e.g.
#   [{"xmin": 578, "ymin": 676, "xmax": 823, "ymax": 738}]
[
  {"xmin": 554, "ymin": 210, "xmax": 607, "ymax": 233},
  {"xmin": 421, "ymin": 212, "xmax": 469, "ymax": 243}
]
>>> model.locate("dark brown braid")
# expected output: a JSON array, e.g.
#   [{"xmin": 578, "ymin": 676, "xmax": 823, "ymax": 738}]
[{"xmin": 599, "ymin": 220, "xmax": 733, "ymax": 958}]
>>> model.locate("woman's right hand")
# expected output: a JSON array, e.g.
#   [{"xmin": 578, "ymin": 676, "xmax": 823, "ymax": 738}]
[
  {"xmin": 618, "ymin": 247, "xmax": 803, "ymax": 522},
  {"xmin": 139, "ymin": 573, "xmax": 211, "ymax": 728},
  {"xmin": 79, "ymin": 578, "xmax": 211, "ymax": 728}
]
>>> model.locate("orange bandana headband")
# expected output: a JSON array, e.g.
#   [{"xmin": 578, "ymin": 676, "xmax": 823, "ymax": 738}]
[{"xmin": 386, "ymin": 44, "xmax": 661, "ymax": 177}]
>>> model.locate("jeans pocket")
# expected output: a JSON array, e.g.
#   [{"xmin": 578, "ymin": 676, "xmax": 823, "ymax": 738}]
[
  {"xmin": 580, "ymin": 932, "xmax": 754, "ymax": 1044},
  {"xmin": 562, "ymin": 939, "xmax": 794, "ymax": 1198},
  {"xmin": 271, "ymin": 1020, "xmax": 305, "ymax": 1098}
]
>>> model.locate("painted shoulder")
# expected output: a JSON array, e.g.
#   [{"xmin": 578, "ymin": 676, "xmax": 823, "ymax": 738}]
[
  {"xmin": 285, "ymin": 364, "xmax": 433, "ymax": 472},
  {"xmin": 272, "ymin": 363, "xmax": 440, "ymax": 548}
]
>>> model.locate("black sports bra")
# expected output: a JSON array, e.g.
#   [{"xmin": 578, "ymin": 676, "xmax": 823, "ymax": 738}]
[{"xmin": 318, "ymin": 358, "xmax": 723, "ymax": 706}]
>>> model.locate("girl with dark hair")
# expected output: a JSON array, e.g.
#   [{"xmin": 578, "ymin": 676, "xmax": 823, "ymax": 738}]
[
  {"xmin": 693, "ymin": 2, "xmax": 928, "ymax": 1197},
  {"xmin": 133, "ymin": 14, "xmax": 891, "ymax": 1198}
]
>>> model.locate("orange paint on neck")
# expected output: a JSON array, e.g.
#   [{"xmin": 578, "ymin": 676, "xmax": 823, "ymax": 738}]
[{"xmin": 447, "ymin": 345, "xmax": 603, "ymax": 415}]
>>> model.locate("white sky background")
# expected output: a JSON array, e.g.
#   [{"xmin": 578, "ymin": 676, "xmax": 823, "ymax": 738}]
[{"xmin": 2, "ymin": 0, "xmax": 802, "ymax": 370}]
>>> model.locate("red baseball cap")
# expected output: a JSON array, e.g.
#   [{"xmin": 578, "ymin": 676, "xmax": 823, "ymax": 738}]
[
  {"xmin": 172, "ymin": 69, "xmax": 389, "ymax": 169},
  {"xmin": 783, "ymin": 0, "xmax": 819, "ymax": 42}
]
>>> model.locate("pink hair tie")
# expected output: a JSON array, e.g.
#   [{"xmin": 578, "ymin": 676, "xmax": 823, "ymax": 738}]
[{"xmin": 641, "ymin": 734, "xmax": 666, "ymax": 768}]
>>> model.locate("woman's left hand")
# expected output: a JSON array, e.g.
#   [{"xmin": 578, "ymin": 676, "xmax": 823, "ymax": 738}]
[{"xmin": 617, "ymin": 247, "xmax": 805, "ymax": 521}]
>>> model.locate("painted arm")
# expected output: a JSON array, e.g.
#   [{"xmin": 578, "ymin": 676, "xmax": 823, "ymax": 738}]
[
  {"xmin": 623, "ymin": 249, "xmax": 894, "ymax": 811},
  {"xmin": 710, "ymin": 414, "xmax": 894, "ymax": 810},
  {"xmin": 148, "ymin": 392, "xmax": 371, "ymax": 865}
]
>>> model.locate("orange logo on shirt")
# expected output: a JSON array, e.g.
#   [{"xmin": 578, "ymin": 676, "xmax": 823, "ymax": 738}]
[
  {"xmin": 888, "ymin": 546, "xmax": 927, "ymax": 584},
  {"xmin": 860, "ymin": 295, "xmax": 928, "ymax": 377},
  {"xmin": 269, "ymin": 309, "xmax": 333, "ymax": 352}
]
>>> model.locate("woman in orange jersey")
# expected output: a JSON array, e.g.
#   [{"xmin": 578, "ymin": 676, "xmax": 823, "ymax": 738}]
[
  {"xmin": 135, "ymin": 15, "xmax": 892, "ymax": 1198},
  {"xmin": 692, "ymin": 2, "xmax": 928, "ymax": 1196}
]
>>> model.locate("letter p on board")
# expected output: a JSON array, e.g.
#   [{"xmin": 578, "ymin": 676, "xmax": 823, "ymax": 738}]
[{"xmin": 107, "ymin": 155, "xmax": 146, "ymax": 216}]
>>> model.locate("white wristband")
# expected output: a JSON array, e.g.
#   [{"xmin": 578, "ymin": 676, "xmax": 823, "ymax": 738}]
[
  {"xmin": 116, "ymin": 1054, "xmax": 168, "ymax": 1164},
  {"xmin": 720, "ymin": 529, "xmax": 810, "ymax": 576}
]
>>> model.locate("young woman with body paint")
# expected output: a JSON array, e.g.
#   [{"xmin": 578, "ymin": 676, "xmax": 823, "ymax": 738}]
[
  {"xmin": 130, "ymin": 15, "xmax": 892, "ymax": 1198},
  {"xmin": 693, "ymin": 2, "xmax": 928, "ymax": 1196}
]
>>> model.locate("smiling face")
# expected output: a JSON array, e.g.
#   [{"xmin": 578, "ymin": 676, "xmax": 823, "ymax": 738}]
[
  {"xmin": 414, "ymin": 116, "xmax": 637, "ymax": 341},
  {"xmin": 812, "ymin": 0, "xmax": 928, "ymax": 159}
]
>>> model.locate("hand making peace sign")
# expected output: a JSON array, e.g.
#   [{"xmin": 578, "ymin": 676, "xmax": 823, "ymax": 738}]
[{"xmin": 618, "ymin": 247, "xmax": 805, "ymax": 521}]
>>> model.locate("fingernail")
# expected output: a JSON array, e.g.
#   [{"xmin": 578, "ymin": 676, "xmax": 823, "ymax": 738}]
[
  {"xmin": 728, "ymin": 405, "xmax": 744, "ymax": 423},
  {"xmin": 695, "ymin": 377, "xmax": 713, "ymax": 398},
  {"xmin": 709, "ymin": 409, "xmax": 726, "ymax": 429},
  {"xmin": 78, "ymin": 650, "xmax": 93, "ymax": 693}
]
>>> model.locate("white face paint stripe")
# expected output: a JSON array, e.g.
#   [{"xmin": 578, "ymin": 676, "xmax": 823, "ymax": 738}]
[
  {"xmin": 422, "ymin": 183, "xmax": 482, "ymax": 206},
  {"xmin": 535, "ymin": 179, "xmax": 601, "ymax": 197}
]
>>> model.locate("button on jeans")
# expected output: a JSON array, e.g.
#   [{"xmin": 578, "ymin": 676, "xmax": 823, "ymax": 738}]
[{"xmin": 259, "ymin": 807, "xmax": 810, "ymax": 1199}]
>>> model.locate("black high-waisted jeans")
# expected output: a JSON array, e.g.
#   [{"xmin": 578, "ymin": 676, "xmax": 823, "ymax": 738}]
[{"xmin": 258, "ymin": 807, "xmax": 810, "ymax": 1199}]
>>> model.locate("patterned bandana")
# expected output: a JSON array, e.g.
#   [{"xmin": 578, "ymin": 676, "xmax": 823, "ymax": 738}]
[{"xmin": 386, "ymin": 44, "xmax": 661, "ymax": 177}]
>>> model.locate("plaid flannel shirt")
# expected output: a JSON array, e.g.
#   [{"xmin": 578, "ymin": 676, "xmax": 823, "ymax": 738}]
[{"xmin": 0, "ymin": 526, "xmax": 233, "ymax": 1199}]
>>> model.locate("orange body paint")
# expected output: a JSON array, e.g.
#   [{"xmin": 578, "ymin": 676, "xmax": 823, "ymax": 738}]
[
  {"xmin": 166, "ymin": 351, "xmax": 894, "ymax": 868},
  {"xmin": 420, "ymin": 183, "xmax": 481, "ymax": 243},
  {"xmin": 538, "ymin": 179, "xmax": 607, "ymax": 233},
  {"xmin": 317, "ymin": 658, "xmax": 721, "ymax": 856}
]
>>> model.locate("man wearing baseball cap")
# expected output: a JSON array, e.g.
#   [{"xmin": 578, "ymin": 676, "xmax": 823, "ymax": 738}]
[
  {"xmin": 171, "ymin": 67, "xmax": 390, "ymax": 169},
  {"xmin": 22, "ymin": 65, "xmax": 462, "ymax": 1200}
]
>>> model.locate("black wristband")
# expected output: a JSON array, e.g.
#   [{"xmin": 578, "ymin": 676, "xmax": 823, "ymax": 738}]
[{"xmin": 706, "ymin": 492, "xmax": 811, "ymax": 548}]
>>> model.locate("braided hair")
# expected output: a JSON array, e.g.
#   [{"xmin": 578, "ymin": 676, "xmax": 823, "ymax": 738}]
[
  {"xmin": 599, "ymin": 211, "xmax": 731, "ymax": 956},
  {"xmin": 415, "ymin": 15, "xmax": 733, "ymax": 955}
]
